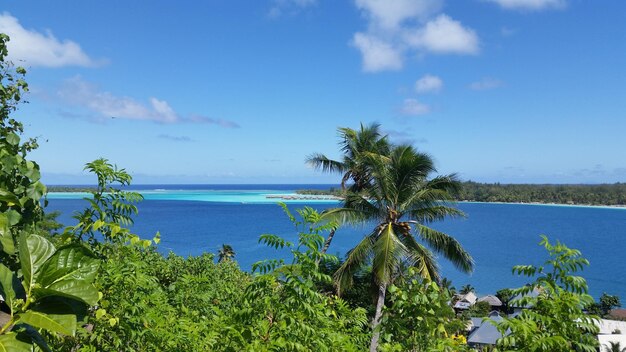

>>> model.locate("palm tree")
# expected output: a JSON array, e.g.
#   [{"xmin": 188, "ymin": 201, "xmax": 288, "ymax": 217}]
[
  {"xmin": 306, "ymin": 122, "xmax": 390, "ymax": 192},
  {"xmin": 324, "ymin": 145, "xmax": 473, "ymax": 352},
  {"xmin": 217, "ymin": 244, "xmax": 235, "ymax": 263},
  {"xmin": 605, "ymin": 342, "xmax": 626, "ymax": 352},
  {"xmin": 440, "ymin": 277, "xmax": 456, "ymax": 296},
  {"xmin": 307, "ymin": 123, "xmax": 390, "ymax": 254},
  {"xmin": 460, "ymin": 284, "xmax": 475, "ymax": 295}
]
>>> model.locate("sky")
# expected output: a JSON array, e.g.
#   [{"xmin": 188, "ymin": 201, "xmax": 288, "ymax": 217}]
[{"xmin": 1, "ymin": 0, "xmax": 625, "ymax": 184}]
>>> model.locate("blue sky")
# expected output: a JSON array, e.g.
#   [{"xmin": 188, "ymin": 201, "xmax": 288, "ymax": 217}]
[{"xmin": 2, "ymin": 0, "xmax": 625, "ymax": 184}]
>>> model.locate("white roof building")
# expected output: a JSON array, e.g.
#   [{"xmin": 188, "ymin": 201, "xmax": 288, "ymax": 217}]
[
  {"xmin": 478, "ymin": 295, "xmax": 503, "ymax": 307},
  {"xmin": 454, "ymin": 291, "xmax": 478, "ymax": 310},
  {"xmin": 596, "ymin": 319, "xmax": 626, "ymax": 335}
]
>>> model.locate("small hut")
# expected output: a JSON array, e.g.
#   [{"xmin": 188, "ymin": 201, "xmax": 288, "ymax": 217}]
[{"xmin": 477, "ymin": 295, "xmax": 503, "ymax": 308}]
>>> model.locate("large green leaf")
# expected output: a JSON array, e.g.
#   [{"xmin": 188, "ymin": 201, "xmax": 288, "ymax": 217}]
[
  {"xmin": 0, "ymin": 214, "xmax": 14, "ymax": 255},
  {"xmin": 3, "ymin": 210, "xmax": 21, "ymax": 227},
  {"xmin": 25, "ymin": 182, "xmax": 45, "ymax": 201},
  {"xmin": 0, "ymin": 263, "xmax": 24, "ymax": 315},
  {"xmin": 19, "ymin": 234, "xmax": 55, "ymax": 292},
  {"xmin": 0, "ymin": 332, "xmax": 31, "ymax": 352},
  {"xmin": 0, "ymin": 190, "xmax": 20, "ymax": 206},
  {"xmin": 18, "ymin": 310, "xmax": 76, "ymax": 336},
  {"xmin": 34, "ymin": 244, "xmax": 99, "ymax": 305},
  {"xmin": 15, "ymin": 324, "xmax": 51, "ymax": 352},
  {"xmin": 34, "ymin": 296, "xmax": 90, "ymax": 325},
  {"xmin": 5, "ymin": 132, "xmax": 20, "ymax": 146}
]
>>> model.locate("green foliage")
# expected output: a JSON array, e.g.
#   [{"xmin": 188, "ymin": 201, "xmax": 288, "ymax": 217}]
[
  {"xmin": 219, "ymin": 204, "xmax": 370, "ymax": 351},
  {"xmin": 217, "ymin": 244, "xmax": 235, "ymax": 262},
  {"xmin": 460, "ymin": 284, "xmax": 475, "ymax": 294},
  {"xmin": 604, "ymin": 341, "xmax": 626, "ymax": 352},
  {"xmin": 63, "ymin": 158, "xmax": 145, "ymax": 249},
  {"xmin": 491, "ymin": 236, "xmax": 599, "ymax": 352},
  {"xmin": 379, "ymin": 269, "xmax": 469, "ymax": 352},
  {"xmin": 0, "ymin": 34, "xmax": 100, "ymax": 351},
  {"xmin": 314, "ymin": 127, "xmax": 472, "ymax": 351},
  {"xmin": 0, "ymin": 34, "xmax": 45, "ymax": 256},
  {"xmin": 0, "ymin": 233, "xmax": 99, "ymax": 350},
  {"xmin": 72, "ymin": 246, "xmax": 250, "ymax": 351},
  {"xmin": 587, "ymin": 293, "xmax": 621, "ymax": 318},
  {"xmin": 306, "ymin": 122, "xmax": 391, "ymax": 191},
  {"xmin": 496, "ymin": 288, "xmax": 514, "ymax": 313},
  {"xmin": 458, "ymin": 181, "xmax": 626, "ymax": 206},
  {"xmin": 469, "ymin": 301, "xmax": 492, "ymax": 318}
]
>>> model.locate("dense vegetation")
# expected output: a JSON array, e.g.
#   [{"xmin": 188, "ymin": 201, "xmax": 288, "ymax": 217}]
[
  {"xmin": 297, "ymin": 182, "xmax": 626, "ymax": 206},
  {"xmin": 0, "ymin": 35, "xmax": 617, "ymax": 351},
  {"xmin": 457, "ymin": 181, "xmax": 626, "ymax": 206}
]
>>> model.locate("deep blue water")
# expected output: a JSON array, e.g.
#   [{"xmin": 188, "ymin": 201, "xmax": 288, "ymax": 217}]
[{"xmin": 46, "ymin": 186, "xmax": 626, "ymax": 300}]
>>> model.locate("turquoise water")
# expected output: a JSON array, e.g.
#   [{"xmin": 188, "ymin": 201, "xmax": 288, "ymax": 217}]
[
  {"xmin": 47, "ymin": 189, "xmax": 340, "ymax": 204},
  {"xmin": 46, "ymin": 185, "xmax": 626, "ymax": 299}
]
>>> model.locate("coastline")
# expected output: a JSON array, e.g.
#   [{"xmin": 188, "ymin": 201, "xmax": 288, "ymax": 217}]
[
  {"xmin": 459, "ymin": 200, "xmax": 626, "ymax": 210},
  {"xmin": 45, "ymin": 190, "xmax": 626, "ymax": 209}
]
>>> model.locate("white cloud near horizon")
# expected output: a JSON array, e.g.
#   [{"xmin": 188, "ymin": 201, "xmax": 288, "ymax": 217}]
[
  {"xmin": 56, "ymin": 76, "xmax": 240, "ymax": 127},
  {"xmin": 0, "ymin": 12, "xmax": 100, "ymax": 68},
  {"xmin": 469, "ymin": 77, "xmax": 504, "ymax": 90},
  {"xmin": 415, "ymin": 74, "xmax": 443, "ymax": 93},
  {"xmin": 351, "ymin": 0, "xmax": 479, "ymax": 72},
  {"xmin": 400, "ymin": 98, "xmax": 430, "ymax": 115},
  {"xmin": 485, "ymin": 0, "xmax": 566, "ymax": 11},
  {"xmin": 268, "ymin": 0, "xmax": 317, "ymax": 18}
]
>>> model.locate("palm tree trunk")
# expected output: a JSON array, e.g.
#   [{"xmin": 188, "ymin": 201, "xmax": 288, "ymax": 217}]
[
  {"xmin": 321, "ymin": 229, "xmax": 336, "ymax": 254},
  {"xmin": 369, "ymin": 282, "xmax": 387, "ymax": 352}
]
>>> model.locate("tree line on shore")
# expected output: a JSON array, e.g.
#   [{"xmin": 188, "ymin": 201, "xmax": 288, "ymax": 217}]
[
  {"xmin": 0, "ymin": 35, "xmax": 621, "ymax": 351},
  {"xmin": 296, "ymin": 181, "xmax": 626, "ymax": 206}
]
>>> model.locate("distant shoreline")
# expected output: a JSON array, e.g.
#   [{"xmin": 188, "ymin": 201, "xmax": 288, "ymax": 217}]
[
  {"xmin": 44, "ymin": 189, "xmax": 626, "ymax": 210},
  {"xmin": 459, "ymin": 200, "xmax": 626, "ymax": 210}
]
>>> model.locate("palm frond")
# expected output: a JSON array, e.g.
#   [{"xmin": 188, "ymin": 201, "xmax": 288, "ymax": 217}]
[
  {"xmin": 334, "ymin": 233, "xmax": 375, "ymax": 295},
  {"xmin": 320, "ymin": 207, "xmax": 370, "ymax": 227},
  {"xmin": 408, "ymin": 205, "xmax": 466, "ymax": 223},
  {"xmin": 396, "ymin": 229, "xmax": 440, "ymax": 281},
  {"xmin": 305, "ymin": 153, "xmax": 345, "ymax": 173},
  {"xmin": 416, "ymin": 224, "xmax": 474, "ymax": 273},
  {"xmin": 425, "ymin": 174, "xmax": 463, "ymax": 195},
  {"xmin": 343, "ymin": 192, "xmax": 380, "ymax": 218},
  {"xmin": 371, "ymin": 223, "xmax": 408, "ymax": 286}
]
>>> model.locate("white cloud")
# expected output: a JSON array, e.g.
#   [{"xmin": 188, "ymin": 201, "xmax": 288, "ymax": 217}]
[
  {"xmin": 354, "ymin": 0, "xmax": 442, "ymax": 29},
  {"xmin": 415, "ymin": 74, "xmax": 443, "ymax": 93},
  {"xmin": 351, "ymin": 1, "xmax": 479, "ymax": 72},
  {"xmin": 268, "ymin": 0, "xmax": 317, "ymax": 18},
  {"xmin": 400, "ymin": 98, "xmax": 430, "ymax": 115},
  {"xmin": 469, "ymin": 77, "xmax": 504, "ymax": 90},
  {"xmin": 405, "ymin": 15, "xmax": 479, "ymax": 55},
  {"xmin": 56, "ymin": 76, "xmax": 240, "ymax": 127},
  {"xmin": 485, "ymin": 0, "xmax": 566, "ymax": 11},
  {"xmin": 0, "ymin": 12, "xmax": 99, "ymax": 68},
  {"xmin": 352, "ymin": 32, "xmax": 403, "ymax": 72}
]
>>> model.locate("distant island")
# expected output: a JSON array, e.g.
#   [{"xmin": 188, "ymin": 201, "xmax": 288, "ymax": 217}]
[
  {"xmin": 46, "ymin": 183, "xmax": 626, "ymax": 206},
  {"xmin": 296, "ymin": 182, "xmax": 626, "ymax": 207}
]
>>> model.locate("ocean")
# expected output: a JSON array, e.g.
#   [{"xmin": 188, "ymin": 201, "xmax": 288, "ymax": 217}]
[{"xmin": 46, "ymin": 184, "xmax": 626, "ymax": 299}]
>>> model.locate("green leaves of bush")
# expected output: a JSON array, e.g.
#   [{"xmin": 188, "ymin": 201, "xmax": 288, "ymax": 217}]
[{"xmin": 0, "ymin": 234, "xmax": 99, "ymax": 350}]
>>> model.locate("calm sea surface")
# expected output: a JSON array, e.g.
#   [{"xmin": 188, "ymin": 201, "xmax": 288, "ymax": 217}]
[{"xmin": 46, "ymin": 184, "xmax": 626, "ymax": 299}]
